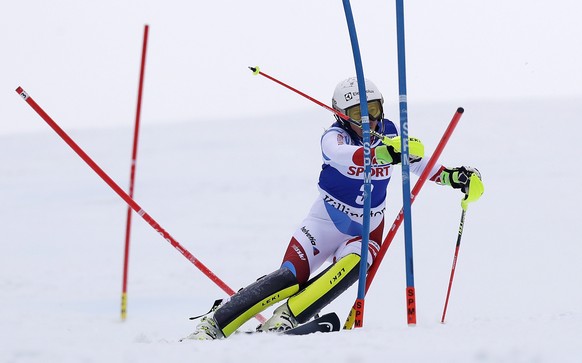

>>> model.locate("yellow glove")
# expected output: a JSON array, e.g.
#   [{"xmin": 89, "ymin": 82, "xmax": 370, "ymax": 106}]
[
  {"xmin": 461, "ymin": 173, "xmax": 485, "ymax": 210},
  {"xmin": 376, "ymin": 136, "xmax": 425, "ymax": 164},
  {"xmin": 439, "ymin": 167, "xmax": 484, "ymax": 210}
]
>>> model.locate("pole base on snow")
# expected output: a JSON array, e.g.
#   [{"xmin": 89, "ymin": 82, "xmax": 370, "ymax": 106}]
[
  {"xmin": 353, "ymin": 298, "xmax": 365, "ymax": 328},
  {"xmin": 406, "ymin": 287, "xmax": 416, "ymax": 326}
]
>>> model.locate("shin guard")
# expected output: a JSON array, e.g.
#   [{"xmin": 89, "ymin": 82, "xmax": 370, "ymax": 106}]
[
  {"xmin": 214, "ymin": 268, "xmax": 299, "ymax": 337},
  {"xmin": 287, "ymin": 253, "xmax": 360, "ymax": 323}
]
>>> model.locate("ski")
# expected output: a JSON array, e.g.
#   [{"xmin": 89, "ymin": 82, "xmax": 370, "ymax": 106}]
[
  {"xmin": 283, "ymin": 312, "xmax": 341, "ymax": 335},
  {"xmin": 239, "ymin": 312, "xmax": 341, "ymax": 336}
]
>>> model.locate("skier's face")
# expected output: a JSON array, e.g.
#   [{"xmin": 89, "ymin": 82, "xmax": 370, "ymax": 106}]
[
  {"xmin": 345, "ymin": 99, "xmax": 382, "ymax": 137},
  {"xmin": 345, "ymin": 100, "xmax": 383, "ymax": 122}
]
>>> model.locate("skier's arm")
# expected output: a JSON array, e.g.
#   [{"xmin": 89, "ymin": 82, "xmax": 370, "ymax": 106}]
[
  {"xmin": 321, "ymin": 129, "xmax": 364, "ymax": 165},
  {"xmin": 321, "ymin": 129, "xmax": 394, "ymax": 166}
]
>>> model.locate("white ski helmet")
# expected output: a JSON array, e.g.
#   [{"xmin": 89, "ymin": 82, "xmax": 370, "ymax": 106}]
[{"xmin": 332, "ymin": 77, "xmax": 384, "ymax": 116}]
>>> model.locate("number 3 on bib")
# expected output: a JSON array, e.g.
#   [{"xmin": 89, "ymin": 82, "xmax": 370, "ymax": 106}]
[{"xmin": 355, "ymin": 184, "xmax": 374, "ymax": 205}]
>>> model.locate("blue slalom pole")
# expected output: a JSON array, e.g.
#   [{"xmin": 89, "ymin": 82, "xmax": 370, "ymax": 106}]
[
  {"xmin": 341, "ymin": 0, "xmax": 372, "ymax": 328},
  {"xmin": 395, "ymin": 0, "xmax": 417, "ymax": 325}
]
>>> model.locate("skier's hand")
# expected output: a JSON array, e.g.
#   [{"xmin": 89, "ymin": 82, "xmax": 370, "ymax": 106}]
[
  {"xmin": 440, "ymin": 167, "xmax": 484, "ymax": 208},
  {"xmin": 376, "ymin": 136, "xmax": 424, "ymax": 164},
  {"xmin": 375, "ymin": 144, "xmax": 401, "ymax": 165}
]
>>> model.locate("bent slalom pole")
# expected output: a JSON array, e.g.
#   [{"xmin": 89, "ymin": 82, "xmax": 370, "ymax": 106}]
[
  {"xmin": 341, "ymin": 0, "xmax": 373, "ymax": 329},
  {"xmin": 15, "ymin": 87, "xmax": 266, "ymax": 324},
  {"xmin": 441, "ymin": 174, "xmax": 484, "ymax": 323},
  {"xmin": 344, "ymin": 107, "xmax": 464, "ymax": 329},
  {"xmin": 122, "ymin": 23, "xmax": 149, "ymax": 322}
]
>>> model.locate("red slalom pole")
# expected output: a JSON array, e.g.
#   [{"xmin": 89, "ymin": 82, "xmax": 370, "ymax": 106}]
[
  {"xmin": 366, "ymin": 108, "xmax": 464, "ymax": 293},
  {"xmin": 121, "ymin": 24, "xmax": 149, "ymax": 321},
  {"xmin": 15, "ymin": 87, "xmax": 266, "ymax": 324},
  {"xmin": 344, "ymin": 107, "xmax": 464, "ymax": 329}
]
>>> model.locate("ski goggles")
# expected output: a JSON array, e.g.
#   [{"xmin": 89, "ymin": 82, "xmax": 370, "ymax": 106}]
[{"xmin": 345, "ymin": 100, "xmax": 383, "ymax": 121}]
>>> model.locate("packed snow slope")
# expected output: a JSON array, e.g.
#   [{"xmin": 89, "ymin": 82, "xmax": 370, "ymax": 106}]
[
  {"xmin": 3, "ymin": 1, "xmax": 582, "ymax": 362},
  {"xmin": 1, "ymin": 98, "xmax": 581, "ymax": 362}
]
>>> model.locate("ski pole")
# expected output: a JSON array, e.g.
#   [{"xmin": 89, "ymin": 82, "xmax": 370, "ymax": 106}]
[
  {"xmin": 14, "ymin": 87, "xmax": 266, "ymax": 324},
  {"xmin": 441, "ymin": 207, "xmax": 466, "ymax": 323},
  {"xmin": 441, "ymin": 173, "xmax": 483, "ymax": 323},
  {"xmin": 344, "ymin": 107, "xmax": 464, "ymax": 329},
  {"xmin": 121, "ymin": 23, "xmax": 149, "ymax": 322},
  {"xmin": 249, "ymin": 66, "xmax": 387, "ymax": 140}
]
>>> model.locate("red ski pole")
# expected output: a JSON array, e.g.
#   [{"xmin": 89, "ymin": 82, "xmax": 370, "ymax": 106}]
[
  {"xmin": 121, "ymin": 24, "xmax": 149, "ymax": 322},
  {"xmin": 250, "ymin": 66, "xmax": 342, "ymax": 118},
  {"xmin": 249, "ymin": 66, "xmax": 387, "ymax": 140},
  {"xmin": 344, "ymin": 107, "xmax": 464, "ymax": 329},
  {"xmin": 441, "ymin": 172, "xmax": 482, "ymax": 323},
  {"xmin": 15, "ymin": 86, "xmax": 266, "ymax": 323},
  {"xmin": 441, "ymin": 208, "xmax": 466, "ymax": 323}
]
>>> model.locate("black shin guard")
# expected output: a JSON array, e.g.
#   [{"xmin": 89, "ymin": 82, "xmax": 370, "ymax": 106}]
[{"xmin": 214, "ymin": 268, "xmax": 300, "ymax": 337}]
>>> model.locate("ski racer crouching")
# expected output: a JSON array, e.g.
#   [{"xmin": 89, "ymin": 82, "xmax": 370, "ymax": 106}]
[{"xmin": 182, "ymin": 77, "xmax": 484, "ymax": 340}]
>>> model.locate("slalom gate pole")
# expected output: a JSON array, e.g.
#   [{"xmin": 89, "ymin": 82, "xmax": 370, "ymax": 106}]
[
  {"xmin": 441, "ymin": 206, "xmax": 467, "ymax": 323},
  {"xmin": 341, "ymin": 0, "xmax": 372, "ymax": 329},
  {"xmin": 344, "ymin": 107, "xmax": 464, "ymax": 329},
  {"xmin": 121, "ymin": 24, "xmax": 149, "ymax": 322},
  {"xmin": 15, "ymin": 87, "xmax": 266, "ymax": 324},
  {"xmin": 395, "ymin": 0, "xmax": 417, "ymax": 326}
]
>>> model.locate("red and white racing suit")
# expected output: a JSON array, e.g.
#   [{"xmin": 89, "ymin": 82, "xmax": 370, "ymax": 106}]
[{"xmin": 281, "ymin": 119, "xmax": 443, "ymax": 284}]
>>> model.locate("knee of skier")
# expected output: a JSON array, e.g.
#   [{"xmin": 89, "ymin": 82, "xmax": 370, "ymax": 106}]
[
  {"xmin": 333, "ymin": 237, "xmax": 380, "ymax": 267},
  {"xmin": 281, "ymin": 237, "xmax": 312, "ymax": 285}
]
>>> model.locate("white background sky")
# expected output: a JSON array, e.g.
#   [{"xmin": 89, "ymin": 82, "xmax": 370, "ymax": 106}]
[{"xmin": 2, "ymin": 0, "xmax": 581, "ymax": 135}]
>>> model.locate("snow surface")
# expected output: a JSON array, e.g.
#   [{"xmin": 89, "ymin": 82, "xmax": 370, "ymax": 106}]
[
  {"xmin": 2, "ymin": 99, "xmax": 581, "ymax": 362},
  {"xmin": 2, "ymin": 0, "xmax": 582, "ymax": 362}
]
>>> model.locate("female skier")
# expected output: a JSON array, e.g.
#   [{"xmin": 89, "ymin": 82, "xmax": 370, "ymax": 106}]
[{"xmin": 183, "ymin": 77, "xmax": 483, "ymax": 340}]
